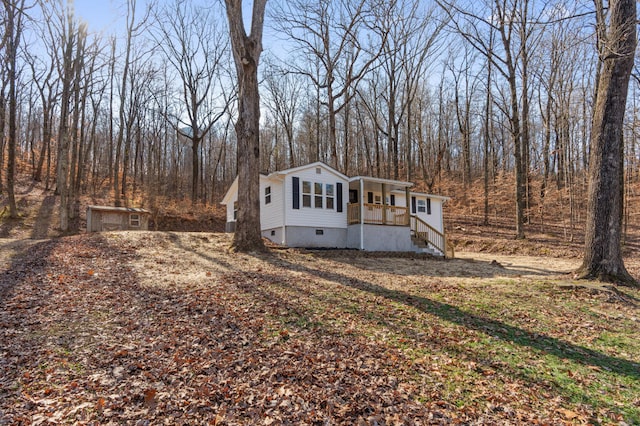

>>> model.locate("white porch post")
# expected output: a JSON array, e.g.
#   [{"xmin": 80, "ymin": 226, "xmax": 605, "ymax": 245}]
[
  {"xmin": 381, "ymin": 183, "xmax": 387, "ymax": 225},
  {"xmin": 359, "ymin": 178, "xmax": 364, "ymax": 250},
  {"xmin": 405, "ymin": 187, "xmax": 411, "ymax": 225}
]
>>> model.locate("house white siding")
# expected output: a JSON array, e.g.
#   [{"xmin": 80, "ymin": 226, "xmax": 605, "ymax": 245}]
[
  {"xmin": 284, "ymin": 165, "xmax": 348, "ymax": 229},
  {"xmin": 394, "ymin": 193, "xmax": 445, "ymax": 233},
  {"xmin": 260, "ymin": 177, "xmax": 284, "ymax": 231},
  {"xmin": 415, "ymin": 196, "xmax": 444, "ymax": 233},
  {"xmin": 224, "ymin": 179, "xmax": 238, "ymax": 225}
]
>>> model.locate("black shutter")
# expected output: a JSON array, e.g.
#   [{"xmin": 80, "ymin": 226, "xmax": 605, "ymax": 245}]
[
  {"xmin": 390, "ymin": 194, "xmax": 395, "ymax": 206},
  {"xmin": 367, "ymin": 192, "xmax": 374, "ymax": 204},
  {"xmin": 292, "ymin": 177, "xmax": 300, "ymax": 209},
  {"xmin": 337, "ymin": 182, "xmax": 343, "ymax": 212},
  {"xmin": 427, "ymin": 198, "xmax": 432, "ymax": 215},
  {"xmin": 411, "ymin": 196, "xmax": 416, "ymax": 214}
]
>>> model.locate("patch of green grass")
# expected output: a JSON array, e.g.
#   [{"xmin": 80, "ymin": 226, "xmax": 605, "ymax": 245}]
[{"xmin": 229, "ymin": 252, "xmax": 640, "ymax": 423}]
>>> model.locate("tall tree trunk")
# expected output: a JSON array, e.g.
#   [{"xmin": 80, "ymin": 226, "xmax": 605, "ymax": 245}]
[
  {"xmin": 57, "ymin": 10, "xmax": 76, "ymax": 232},
  {"xmin": 225, "ymin": 0, "xmax": 267, "ymax": 252},
  {"xmin": 483, "ymin": 51, "xmax": 493, "ymax": 226},
  {"xmin": 114, "ymin": 0, "xmax": 139, "ymax": 207},
  {"xmin": 4, "ymin": 0, "xmax": 25, "ymax": 219},
  {"xmin": 0, "ymin": 80, "xmax": 6, "ymax": 196},
  {"xmin": 576, "ymin": 0, "xmax": 637, "ymax": 286},
  {"xmin": 192, "ymin": 136, "xmax": 200, "ymax": 205}
]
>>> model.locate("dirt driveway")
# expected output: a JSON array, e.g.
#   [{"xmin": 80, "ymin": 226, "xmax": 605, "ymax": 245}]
[{"xmin": 455, "ymin": 251, "xmax": 581, "ymax": 278}]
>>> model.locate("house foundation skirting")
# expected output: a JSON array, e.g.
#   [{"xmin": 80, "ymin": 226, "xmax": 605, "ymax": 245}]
[
  {"xmin": 263, "ymin": 226, "xmax": 347, "ymax": 248},
  {"xmin": 347, "ymin": 224, "xmax": 414, "ymax": 251}
]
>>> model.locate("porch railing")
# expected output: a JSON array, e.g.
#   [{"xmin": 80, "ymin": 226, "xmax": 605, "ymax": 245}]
[
  {"xmin": 347, "ymin": 203, "xmax": 408, "ymax": 226},
  {"xmin": 410, "ymin": 215, "xmax": 454, "ymax": 258}
]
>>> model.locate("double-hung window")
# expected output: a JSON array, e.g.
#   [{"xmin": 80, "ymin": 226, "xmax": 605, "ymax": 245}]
[
  {"xmin": 325, "ymin": 184, "xmax": 334, "ymax": 210},
  {"xmin": 417, "ymin": 199, "xmax": 426, "ymax": 213},
  {"xmin": 302, "ymin": 181, "xmax": 312, "ymax": 207},
  {"xmin": 265, "ymin": 186, "xmax": 272, "ymax": 204},
  {"xmin": 314, "ymin": 183, "xmax": 323, "ymax": 208}
]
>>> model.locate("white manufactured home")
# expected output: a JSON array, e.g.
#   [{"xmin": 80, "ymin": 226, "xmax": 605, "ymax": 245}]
[{"xmin": 221, "ymin": 162, "xmax": 451, "ymax": 256}]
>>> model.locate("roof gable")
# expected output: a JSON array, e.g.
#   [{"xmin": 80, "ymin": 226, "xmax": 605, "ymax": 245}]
[{"xmin": 270, "ymin": 161, "xmax": 349, "ymax": 181}]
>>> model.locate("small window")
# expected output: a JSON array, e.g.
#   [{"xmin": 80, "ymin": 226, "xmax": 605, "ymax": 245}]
[
  {"xmin": 316, "ymin": 167, "xmax": 322, "ymax": 174},
  {"xmin": 302, "ymin": 181, "xmax": 312, "ymax": 207},
  {"xmin": 326, "ymin": 184, "xmax": 334, "ymax": 210},
  {"xmin": 271, "ymin": 230, "xmax": 276, "ymax": 236},
  {"xmin": 374, "ymin": 195, "xmax": 382, "ymax": 205},
  {"xmin": 417, "ymin": 199, "xmax": 426, "ymax": 213},
  {"xmin": 427, "ymin": 198, "xmax": 432, "ymax": 215},
  {"xmin": 233, "ymin": 201, "xmax": 238, "ymax": 220},
  {"xmin": 315, "ymin": 229, "xmax": 324, "ymax": 235},
  {"xmin": 265, "ymin": 186, "xmax": 271, "ymax": 204},
  {"xmin": 314, "ymin": 182, "xmax": 323, "ymax": 208},
  {"xmin": 130, "ymin": 213, "xmax": 141, "ymax": 227}
]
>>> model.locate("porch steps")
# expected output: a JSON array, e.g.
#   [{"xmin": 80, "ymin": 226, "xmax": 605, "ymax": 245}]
[{"xmin": 410, "ymin": 236, "xmax": 443, "ymax": 257}]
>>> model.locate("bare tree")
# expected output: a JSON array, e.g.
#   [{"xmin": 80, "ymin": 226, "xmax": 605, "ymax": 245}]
[
  {"xmin": 357, "ymin": 0, "xmax": 444, "ymax": 180},
  {"xmin": 225, "ymin": 0, "xmax": 267, "ymax": 252},
  {"xmin": 439, "ymin": 0, "xmax": 547, "ymax": 239},
  {"xmin": 113, "ymin": 0, "xmax": 151, "ymax": 207},
  {"xmin": 263, "ymin": 58, "xmax": 303, "ymax": 169},
  {"xmin": 449, "ymin": 43, "xmax": 479, "ymax": 189},
  {"xmin": 53, "ymin": 2, "xmax": 87, "ymax": 231},
  {"xmin": 2, "ymin": 0, "xmax": 27, "ymax": 218},
  {"xmin": 153, "ymin": 0, "xmax": 231, "ymax": 205},
  {"xmin": 272, "ymin": 0, "xmax": 389, "ymax": 171},
  {"xmin": 26, "ymin": 25, "xmax": 59, "ymax": 186},
  {"xmin": 576, "ymin": 0, "xmax": 637, "ymax": 285}
]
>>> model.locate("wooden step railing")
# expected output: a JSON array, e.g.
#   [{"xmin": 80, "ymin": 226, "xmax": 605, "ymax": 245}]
[{"xmin": 410, "ymin": 215, "xmax": 454, "ymax": 258}]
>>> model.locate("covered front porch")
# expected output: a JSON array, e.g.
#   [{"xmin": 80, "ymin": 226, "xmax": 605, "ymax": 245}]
[
  {"xmin": 347, "ymin": 176, "xmax": 412, "ymax": 226},
  {"xmin": 346, "ymin": 177, "xmax": 414, "ymax": 252},
  {"xmin": 345, "ymin": 176, "xmax": 451, "ymax": 256}
]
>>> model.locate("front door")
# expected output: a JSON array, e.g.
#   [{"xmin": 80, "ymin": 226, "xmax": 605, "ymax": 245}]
[{"xmin": 349, "ymin": 189, "xmax": 358, "ymax": 204}]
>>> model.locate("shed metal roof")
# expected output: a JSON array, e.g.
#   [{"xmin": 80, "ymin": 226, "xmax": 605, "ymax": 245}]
[{"xmin": 86, "ymin": 205, "xmax": 151, "ymax": 214}]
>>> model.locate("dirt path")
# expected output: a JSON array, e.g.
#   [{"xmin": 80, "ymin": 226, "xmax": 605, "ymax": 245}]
[
  {"xmin": 455, "ymin": 251, "xmax": 581, "ymax": 278},
  {"xmin": 0, "ymin": 239, "xmax": 46, "ymax": 270}
]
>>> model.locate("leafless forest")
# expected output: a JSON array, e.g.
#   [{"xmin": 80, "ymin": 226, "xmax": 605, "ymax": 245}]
[{"xmin": 1, "ymin": 0, "xmax": 639, "ymax": 235}]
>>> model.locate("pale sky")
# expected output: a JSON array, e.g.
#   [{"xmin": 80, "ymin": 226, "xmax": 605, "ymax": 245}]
[{"xmin": 73, "ymin": 0, "xmax": 124, "ymax": 33}]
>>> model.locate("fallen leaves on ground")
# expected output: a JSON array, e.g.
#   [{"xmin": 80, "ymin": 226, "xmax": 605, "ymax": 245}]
[{"xmin": 1, "ymin": 232, "xmax": 638, "ymax": 425}]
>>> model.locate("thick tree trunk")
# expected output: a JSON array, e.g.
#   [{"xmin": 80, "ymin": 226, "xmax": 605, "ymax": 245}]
[
  {"xmin": 576, "ymin": 0, "xmax": 637, "ymax": 286},
  {"xmin": 192, "ymin": 136, "xmax": 200, "ymax": 205},
  {"xmin": 57, "ymin": 16, "xmax": 75, "ymax": 232},
  {"xmin": 225, "ymin": 0, "xmax": 267, "ymax": 252}
]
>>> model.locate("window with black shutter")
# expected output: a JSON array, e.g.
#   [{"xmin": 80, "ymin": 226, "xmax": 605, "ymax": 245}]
[{"xmin": 292, "ymin": 177, "xmax": 300, "ymax": 209}]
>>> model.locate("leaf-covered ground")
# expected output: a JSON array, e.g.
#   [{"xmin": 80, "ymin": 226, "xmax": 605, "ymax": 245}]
[{"xmin": 1, "ymin": 232, "xmax": 639, "ymax": 425}]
